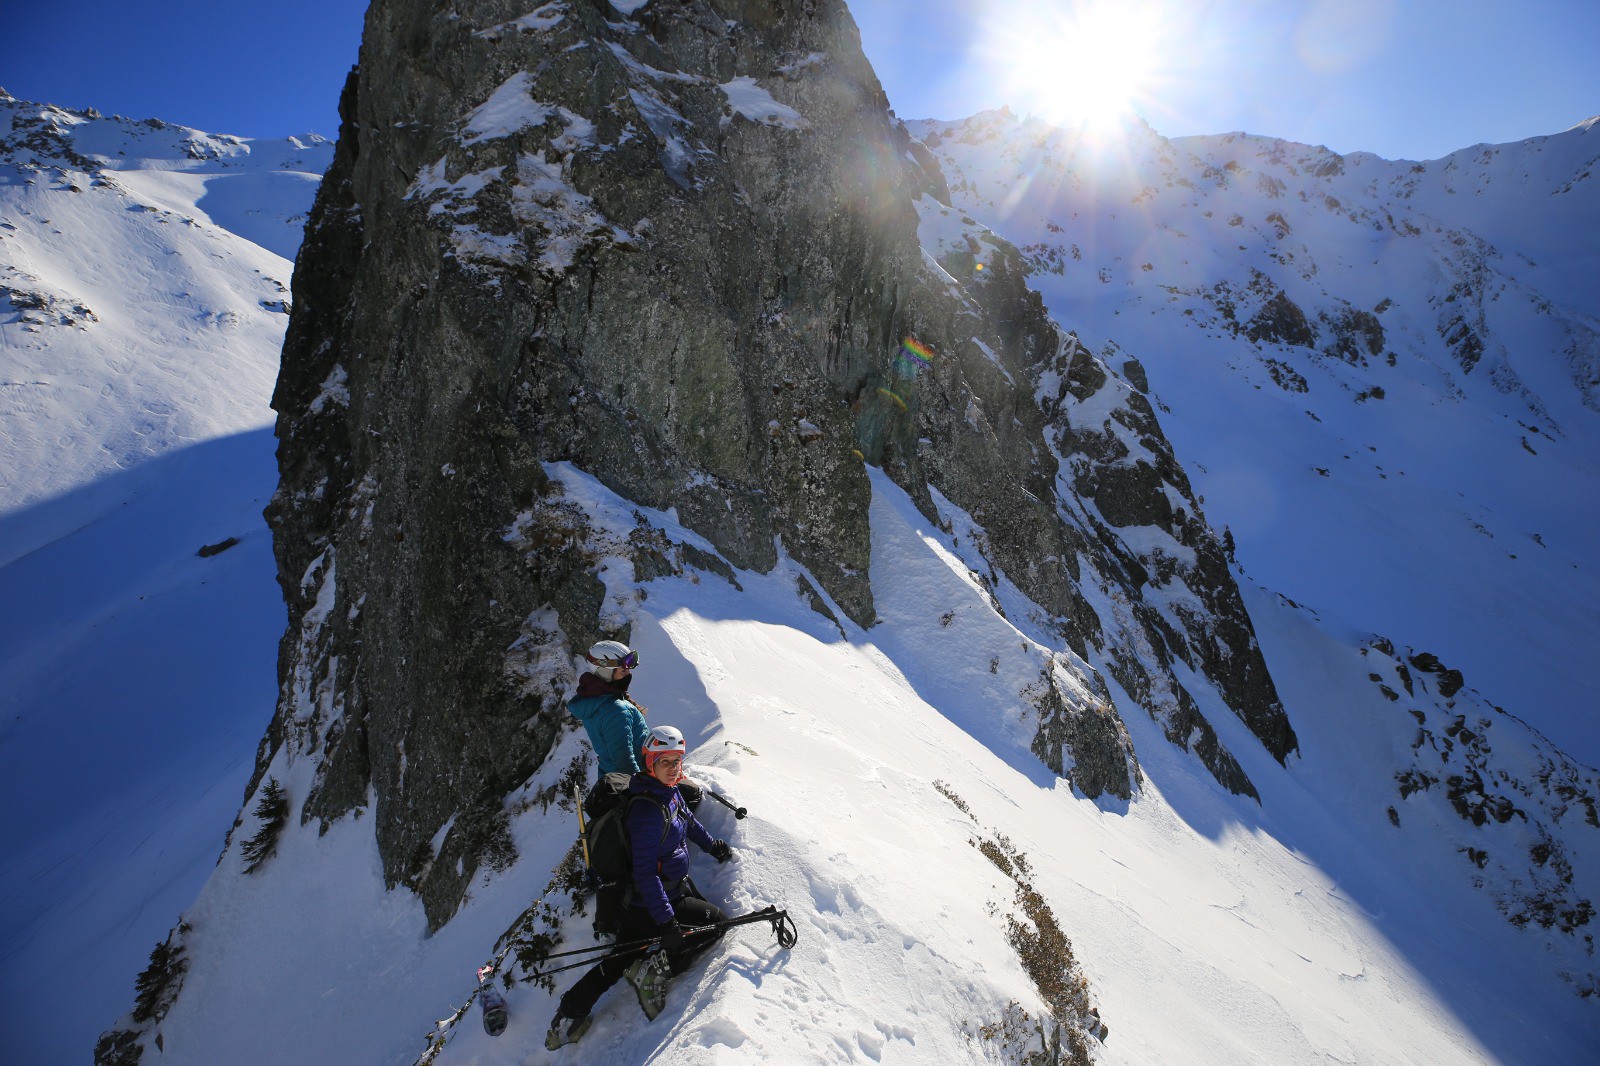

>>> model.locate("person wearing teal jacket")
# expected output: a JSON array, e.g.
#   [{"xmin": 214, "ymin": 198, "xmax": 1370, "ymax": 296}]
[
  {"xmin": 570, "ymin": 642, "xmax": 704, "ymax": 812},
  {"xmin": 569, "ymin": 640, "xmax": 650, "ymax": 775}
]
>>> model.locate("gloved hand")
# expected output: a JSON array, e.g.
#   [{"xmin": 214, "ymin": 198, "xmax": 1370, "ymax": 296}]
[
  {"xmin": 657, "ymin": 920, "xmax": 684, "ymax": 952},
  {"xmin": 708, "ymin": 839, "xmax": 733, "ymax": 864}
]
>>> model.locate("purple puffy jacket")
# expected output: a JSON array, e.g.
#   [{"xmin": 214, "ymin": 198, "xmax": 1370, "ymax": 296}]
[{"xmin": 627, "ymin": 772, "xmax": 716, "ymax": 924}]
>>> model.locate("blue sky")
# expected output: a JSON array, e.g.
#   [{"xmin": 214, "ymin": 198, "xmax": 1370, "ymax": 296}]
[{"xmin": 3, "ymin": 1, "xmax": 1596, "ymax": 160}]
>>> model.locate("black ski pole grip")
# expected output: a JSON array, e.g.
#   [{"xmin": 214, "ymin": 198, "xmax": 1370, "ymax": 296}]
[{"xmin": 709, "ymin": 789, "xmax": 747, "ymax": 819}]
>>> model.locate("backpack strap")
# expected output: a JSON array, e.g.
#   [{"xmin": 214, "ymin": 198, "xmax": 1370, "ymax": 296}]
[
  {"xmin": 617, "ymin": 794, "xmax": 680, "ymax": 909},
  {"xmin": 626, "ymin": 793, "xmax": 679, "ymax": 854}
]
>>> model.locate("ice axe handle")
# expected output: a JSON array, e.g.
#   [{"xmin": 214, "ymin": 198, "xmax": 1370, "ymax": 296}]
[{"xmin": 708, "ymin": 789, "xmax": 747, "ymax": 819}]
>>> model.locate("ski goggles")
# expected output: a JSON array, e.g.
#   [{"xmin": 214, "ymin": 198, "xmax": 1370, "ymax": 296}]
[{"xmin": 589, "ymin": 650, "xmax": 639, "ymax": 669}]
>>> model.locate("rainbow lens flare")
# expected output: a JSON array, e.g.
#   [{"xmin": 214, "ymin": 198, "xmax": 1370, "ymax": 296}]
[
  {"xmin": 900, "ymin": 337, "xmax": 933, "ymax": 367},
  {"xmin": 894, "ymin": 336, "xmax": 933, "ymax": 379}
]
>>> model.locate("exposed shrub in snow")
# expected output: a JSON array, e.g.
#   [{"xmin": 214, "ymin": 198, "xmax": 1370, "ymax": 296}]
[
  {"xmin": 975, "ymin": 1001, "xmax": 1083, "ymax": 1066},
  {"xmin": 131, "ymin": 929, "xmax": 188, "ymax": 1024},
  {"xmin": 95, "ymin": 923, "xmax": 193, "ymax": 1065},
  {"xmin": 940, "ymin": 784, "xmax": 1106, "ymax": 1064},
  {"xmin": 92, "ymin": 1027, "xmax": 142, "ymax": 1066},
  {"xmin": 413, "ymin": 841, "xmax": 587, "ymax": 1063},
  {"xmin": 404, "ymin": 839, "xmax": 436, "ymax": 888},
  {"xmin": 240, "ymin": 777, "xmax": 289, "ymax": 874},
  {"xmin": 981, "ymin": 835, "xmax": 1102, "ymax": 1059},
  {"xmin": 934, "ymin": 778, "xmax": 973, "ymax": 818}
]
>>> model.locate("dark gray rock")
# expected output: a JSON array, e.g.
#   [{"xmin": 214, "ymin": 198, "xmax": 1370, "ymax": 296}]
[
  {"xmin": 1029, "ymin": 666, "xmax": 1139, "ymax": 801},
  {"xmin": 1246, "ymin": 289, "xmax": 1315, "ymax": 349}
]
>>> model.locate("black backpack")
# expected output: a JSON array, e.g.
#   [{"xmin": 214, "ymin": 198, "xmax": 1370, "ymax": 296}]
[{"xmin": 582, "ymin": 773, "xmax": 677, "ymax": 937}]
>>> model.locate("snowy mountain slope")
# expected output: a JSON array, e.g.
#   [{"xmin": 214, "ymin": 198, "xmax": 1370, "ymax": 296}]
[
  {"xmin": 907, "ymin": 110, "xmax": 1600, "ymax": 762},
  {"xmin": 0, "ymin": 90, "xmax": 330, "ymax": 557},
  {"xmin": 99, "ymin": 464, "xmax": 1597, "ymax": 1065},
  {"xmin": 0, "ymin": 431, "xmax": 284, "ymax": 1066},
  {"xmin": 3, "ymin": 14, "xmax": 1592, "ymax": 1066},
  {"xmin": 0, "ymin": 93, "xmax": 328, "ymax": 1065}
]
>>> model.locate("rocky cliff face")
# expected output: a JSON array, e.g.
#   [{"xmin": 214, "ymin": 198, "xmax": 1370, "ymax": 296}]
[{"xmin": 243, "ymin": 0, "xmax": 1297, "ymax": 941}]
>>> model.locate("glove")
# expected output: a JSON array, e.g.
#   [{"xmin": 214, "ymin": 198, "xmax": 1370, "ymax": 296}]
[
  {"xmin": 708, "ymin": 839, "xmax": 732, "ymax": 864},
  {"xmin": 657, "ymin": 920, "xmax": 684, "ymax": 951}
]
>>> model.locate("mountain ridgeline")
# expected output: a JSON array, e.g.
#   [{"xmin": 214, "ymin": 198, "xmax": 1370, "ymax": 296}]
[{"xmin": 248, "ymin": 0, "xmax": 1290, "ymax": 930}]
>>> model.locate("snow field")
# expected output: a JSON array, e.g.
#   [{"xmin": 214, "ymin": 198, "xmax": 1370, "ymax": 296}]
[
  {"xmin": 1, "ymin": 102, "xmax": 327, "ymax": 555},
  {"xmin": 0, "ymin": 101, "xmax": 326, "ymax": 1063},
  {"xmin": 0, "ymin": 428, "xmax": 285, "ymax": 1065}
]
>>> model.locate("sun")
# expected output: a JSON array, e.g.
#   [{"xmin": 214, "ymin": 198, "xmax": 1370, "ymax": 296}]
[{"xmin": 986, "ymin": 1, "xmax": 1166, "ymax": 132}]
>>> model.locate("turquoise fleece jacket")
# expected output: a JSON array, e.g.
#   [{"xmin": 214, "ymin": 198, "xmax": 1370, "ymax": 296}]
[{"xmin": 568, "ymin": 672, "xmax": 650, "ymax": 775}]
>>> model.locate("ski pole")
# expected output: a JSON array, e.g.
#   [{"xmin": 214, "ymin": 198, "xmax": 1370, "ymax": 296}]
[
  {"xmin": 521, "ymin": 914, "xmax": 732, "ymax": 968},
  {"xmin": 715, "ymin": 905, "xmax": 798, "ymax": 947},
  {"xmin": 707, "ymin": 789, "xmax": 747, "ymax": 819},
  {"xmin": 522, "ymin": 906, "xmax": 797, "ymax": 980}
]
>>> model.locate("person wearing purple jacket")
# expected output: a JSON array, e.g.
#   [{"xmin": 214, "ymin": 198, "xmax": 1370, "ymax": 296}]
[{"xmin": 546, "ymin": 725, "xmax": 733, "ymax": 1049}]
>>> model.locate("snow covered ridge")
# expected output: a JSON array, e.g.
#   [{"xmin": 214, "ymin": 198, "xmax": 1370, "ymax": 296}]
[
  {"xmin": 0, "ymin": 89, "xmax": 331, "ymax": 237},
  {"xmin": 0, "ymin": 89, "xmax": 331, "ymax": 537},
  {"xmin": 0, "ymin": 88, "xmax": 330, "ymax": 167},
  {"xmin": 904, "ymin": 103, "xmax": 1600, "ymax": 1004}
]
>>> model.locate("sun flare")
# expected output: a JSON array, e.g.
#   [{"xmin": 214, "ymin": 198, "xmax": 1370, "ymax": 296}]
[{"xmin": 986, "ymin": 1, "xmax": 1167, "ymax": 133}]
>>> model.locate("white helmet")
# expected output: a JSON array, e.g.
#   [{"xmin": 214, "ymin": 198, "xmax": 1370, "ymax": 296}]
[
  {"xmin": 642, "ymin": 725, "xmax": 687, "ymax": 769},
  {"xmin": 586, "ymin": 640, "xmax": 636, "ymax": 680}
]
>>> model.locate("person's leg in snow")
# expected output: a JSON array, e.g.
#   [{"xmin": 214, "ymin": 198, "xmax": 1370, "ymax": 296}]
[
  {"xmin": 629, "ymin": 897, "xmax": 726, "ymax": 1018},
  {"xmin": 546, "ymin": 898, "xmax": 726, "ymax": 1046},
  {"xmin": 664, "ymin": 896, "xmax": 726, "ymax": 972}
]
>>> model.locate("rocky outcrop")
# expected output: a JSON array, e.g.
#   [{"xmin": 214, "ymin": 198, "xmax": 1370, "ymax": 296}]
[
  {"xmin": 1037, "ymin": 330, "xmax": 1297, "ymax": 784},
  {"xmin": 1368, "ymin": 638, "xmax": 1599, "ymax": 991},
  {"xmin": 246, "ymin": 0, "xmax": 1290, "ymax": 942},
  {"xmin": 907, "ymin": 192, "xmax": 1296, "ymax": 798}
]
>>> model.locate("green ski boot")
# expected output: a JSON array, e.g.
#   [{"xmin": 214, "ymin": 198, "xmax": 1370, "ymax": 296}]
[
  {"xmin": 624, "ymin": 951, "xmax": 673, "ymax": 1020},
  {"xmin": 544, "ymin": 1011, "xmax": 591, "ymax": 1050}
]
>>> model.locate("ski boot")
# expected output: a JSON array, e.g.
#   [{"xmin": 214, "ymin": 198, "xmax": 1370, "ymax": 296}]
[
  {"xmin": 624, "ymin": 950, "xmax": 673, "ymax": 1020},
  {"xmin": 544, "ymin": 1011, "xmax": 591, "ymax": 1050}
]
